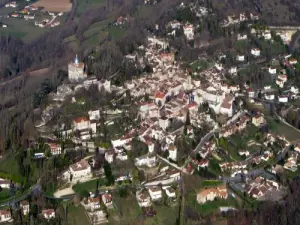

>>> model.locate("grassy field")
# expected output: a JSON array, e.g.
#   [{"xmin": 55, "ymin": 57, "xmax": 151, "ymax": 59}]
[
  {"xmin": 186, "ymin": 192, "xmax": 238, "ymax": 216},
  {"xmin": 190, "ymin": 59, "xmax": 213, "ymax": 72},
  {"xmin": 67, "ymin": 205, "xmax": 90, "ymax": 225},
  {"xmin": 145, "ymin": 204, "xmax": 179, "ymax": 225},
  {"xmin": 0, "ymin": 189, "xmax": 10, "ymax": 201},
  {"xmin": 73, "ymin": 178, "xmax": 106, "ymax": 193},
  {"xmin": 75, "ymin": 0, "xmax": 105, "ymax": 18},
  {"xmin": 268, "ymin": 117, "xmax": 300, "ymax": 142},
  {"xmin": 0, "ymin": 18, "xmax": 50, "ymax": 42},
  {"xmin": 109, "ymin": 194, "xmax": 143, "ymax": 225}
]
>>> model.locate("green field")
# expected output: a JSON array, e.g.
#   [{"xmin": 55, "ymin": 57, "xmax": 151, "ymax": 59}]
[
  {"xmin": 0, "ymin": 18, "xmax": 50, "ymax": 42},
  {"xmin": 75, "ymin": 0, "xmax": 105, "ymax": 18},
  {"xmin": 145, "ymin": 204, "xmax": 179, "ymax": 225},
  {"xmin": 109, "ymin": 194, "xmax": 143, "ymax": 225},
  {"xmin": 186, "ymin": 192, "xmax": 238, "ymax": 216},
  {"xmin": 73, "ymin": 178, "xmax": 106, "ymax": 193},
  {"xmin": 67, "ymin": 205, "xmax": 90, "ymax": 225},
  {"xmin": 268, "ymin": 117, "xmax": 300, "ymax": 142}
]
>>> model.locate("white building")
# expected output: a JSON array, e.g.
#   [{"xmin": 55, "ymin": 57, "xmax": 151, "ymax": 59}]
[
  {"xmin": 102, "ymin": 193, "xmax": 113, "ymax": 208},
  {"xmin": 98, "ymin": 80, "xmax": 111, "ymax": 92},
  {"xmin": 87, "ymin": 197, "xmax": 101, "ymax": 211},
  {"xmin": 136, "ymin": 190, "xmax": 151, "ymax": 207},
  {"xmin": 251, "ymin": 48, "xmax": 260, "ymax": 57},
  {"xmin": 183, "ymin": 24, "xmax": 194, "ymax": 40},
  {"xmin": 236, "ymin": 55, "xmax": 245, "ymax": 62},
  {"xmin": 73, "ymin": 117, "xmax": 90, "ymax": 131},
  {"xmin": 168, "ymin": 144, "xmax": 177, "ymax": 161},
  {"xmin": 237, "ymin": 34, "xmax": 247, "ymax": 40},
  {"xmin": 197, "ymin": 184, "xmax": 228, "ymax": 204},
  {"xmin": 164, "ymin": 187, "xmax": 176, "ymax": 198},
  {"xmin": 135, "ymin": 153, "xmax": 157, "ymax": 167},
  {"xmin": 148, "ymin": 186, "xmax": 162, "ymax": 201},
  {"xmin": 0, "ymin": 210, "xmax": 11, "ymax": 222},
  {"xmin": 229, "ymin": 67, "xmax": 237, "ymax": 74},
  {"xmin": 105, "ymin": 150, "xmax": 114, "ymax": 163},
  {"xmin": 269, "ymin": 67, "xmax": 276, "ymax": 75},
  {"xmin": 291, "ymin": 86, "xmax": 299, "ymax": 94},
  {"xmin": 278, "ymin": 95, "xmax": 288, "ymax": 103},
  {"xmin": 219, "ymin": 96, "xmax": 234, "ymax": 117},
  {"xmin": 41, "ymin": 209, "xmax": 55, "ymax": 220},
  {"xmin": 0, "ymin": 179, "xmax": 10, "ymax": 189},
  {"xmin": 68, "ymin": 55, "xmax": 87, "ymax": 83},
  {"xmin": 20, "ymin": 200, "xmax": 30, "ymax": 215},
  {"xmin": 88, "ymin": 110, "xmax": 100, "ymax": 121},
  {"xmin": 263, "ymin": 30, "xmax": 272, "ymax": 40},
  {"xmin": 69, "ymin": 160, "xmax": 92, "ymax": 179},
  {"xmin": 47, "ymin": 143, "xmax": 62, "ymax": 155}
]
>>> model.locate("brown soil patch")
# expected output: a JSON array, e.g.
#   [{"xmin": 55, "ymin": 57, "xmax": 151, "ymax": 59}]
[{"xmin": 31, "ymin": 0, "xmax": 72, "ymax": 12}]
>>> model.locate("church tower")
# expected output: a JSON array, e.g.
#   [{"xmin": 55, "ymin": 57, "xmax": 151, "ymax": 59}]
[{"xmin": 68, "ymin": 55, "xmax": 87, "ymax": 83}]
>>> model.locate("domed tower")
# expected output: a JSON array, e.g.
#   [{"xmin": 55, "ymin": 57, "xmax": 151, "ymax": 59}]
[{"xmin": 68, "ymin": 55, "xmax": 87, "ymax": 83}]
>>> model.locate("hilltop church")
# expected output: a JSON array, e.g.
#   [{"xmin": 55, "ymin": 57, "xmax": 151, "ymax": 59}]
[{"xmin": 68, "ymin": 55, "xmax": 87, "ymax": 83}]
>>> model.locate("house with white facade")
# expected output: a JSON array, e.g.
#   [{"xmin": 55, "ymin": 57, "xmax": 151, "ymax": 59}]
[
  {"xmin": 135, "ymin": 153, "xmax": 157, "ymax": 167},
  {"xmin": 0, "ymin": 210, "xmax": 11, "ymax": 223},
  {"xmin": 197, "ymin": 184, "xmax": 228, "ymax": 204},
  {"xmin": 252, "ymin": 113, "xmax": 264, "ymax": 126},
  {"xmin": 87, "ymin": 196, "xmax": 101, "ymax": 211},
  {"xmin": 105, "ymin": 150, "xmax": 114, "ymax": 163},
  {"xmin": 237, "ymin": 34, "xmax": 247, "ymax": 40},
  {"xmin": 168, "ymin": 144, "xmax": 177, "ymax": 161},
  {"xmin": 20, "ymin": 200, "xmax": 30, "ymax": 215},
  {"xmin": 148, "ymin": 186, "xmax": 162, "ymax": 201},
  {"xmin": 47, "ymin": 143, "xmax": 62, "ymax": 155},
  {"xmin": 136, "ymin": 190, "xmax": 151, "ymax": 207},
  {"xmin": 278, "ymin": 95, "xmax": 288, "ymax": 103},
  {"xmin": 69, "ymin": 160, "xmax": 92, "ymax": 179},
  {"xmin": 102, "ymin": 193, "xmax": 113, "ymax": 208},
  {"xmin": 164, "ymin": 187, "xmax": 176, "ymax": 198},
  {"xmin": 251, "ymin": 48, "xmax": 260, "ymax": 57},
  {"xmin": 183, "ymin": 24, "xmax": 194, "ymax": 40},
  {"xmin": 41, "ymin": 209, "xmax": 55, "ymax": 220},
  {"xmin": 88, "ymin": 110, "xmax": 100, "ymax": 121},
  {"xmin": 236, "ymin": 55, "xmax": 245, "ymax": 62},
  {"xmin": 220, "ymin": 95, "xmax": 234, "ymax": 117},
  {"xmin": 268, "ymin": 67, "xmax": 276, "ymax": 75}
]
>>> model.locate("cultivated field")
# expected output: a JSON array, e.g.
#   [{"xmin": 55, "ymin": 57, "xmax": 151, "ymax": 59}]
[{"xmin": 31, "ymin": 0, "xmax": 72, "ymax": 12}]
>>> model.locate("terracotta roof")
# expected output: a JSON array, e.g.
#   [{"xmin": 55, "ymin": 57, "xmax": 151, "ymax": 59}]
[
  {"xmin": 0, "ymin": 210, "xmax": 10, "ymax": 216},
  {"xmin": 42, "ymin": 209, "xmax": 55, "ymax": 216},
  {"xmin": 88, "ymin": 196, "xmax": 100, "ymax": 203},
  {"xmin": 74, "ymin": 117, "xmax": 89, "ymax": 123},
  {"xmin": 155, "ymin": 91, "xmax": 165, "ymax": 99}
]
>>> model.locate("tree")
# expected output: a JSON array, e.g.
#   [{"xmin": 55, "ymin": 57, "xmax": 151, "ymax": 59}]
[{"xmin": 103, "ymin": 163, "xmax": 114, "ymax": 186}]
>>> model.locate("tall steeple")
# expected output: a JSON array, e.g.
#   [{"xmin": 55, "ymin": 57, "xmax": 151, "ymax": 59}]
[{"xmin": 74, "ymin": 54, "xmax": 79, "ymax": 64}]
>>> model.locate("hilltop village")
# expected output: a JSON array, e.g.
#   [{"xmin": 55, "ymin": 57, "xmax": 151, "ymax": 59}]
[{"xmin": 1, "ymin": 0, "xmax": 300, "ymax": 224}]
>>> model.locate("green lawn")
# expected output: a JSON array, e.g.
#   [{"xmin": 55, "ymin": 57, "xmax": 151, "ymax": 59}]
[
  {"xmin": 0, "ymin": 189, "xmax": 10, "ymax": 201},
  {"xmin": 186, "ymin": 192, "xmax": 238, "ymax": 216},
  {"xmin": 108, "ymin": 26, "xmax": 126, "ymax": 40},
  {"xmin": 0, "ymin": 18, "xmax": 50, "ymax": 42},
  {"xmin": 145, "ymin": 204, "xmax": 179, "ymax": 225},
  {"xmin": 67, "ymin": 205, "xmax": 90, "ymax": 225},
  {"xmin": 73, "ymin": 178, "xmax": 106, "ymax": 193},
  {"xmin": 267, "ymin": 117, "xmax": 300, "ymax": 142},
  {"xmin": 189, "ymin": 59, "xmax": 212, "ymax": 72},
  {"xmin": 109, "ymin": 194, "xmax": 143, "ymax": 225},
  {"xmin": 201, "ymin": 180, "xmax": 224, "ymax": 188},
  {"xmin": 76, "ymin": 0, "xmax": 105, "ymax": 18}
]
